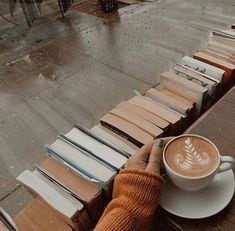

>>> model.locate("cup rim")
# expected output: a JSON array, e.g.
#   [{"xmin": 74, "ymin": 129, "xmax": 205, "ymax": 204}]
[{"xmin": 163, "ymin": 134, "xmax": 221, "ymax": 180}]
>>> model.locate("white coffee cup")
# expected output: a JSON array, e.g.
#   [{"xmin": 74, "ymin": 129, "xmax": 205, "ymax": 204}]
[{"xmin": 163, "ymin": 134, "xmax": 234, "ymax": 191}]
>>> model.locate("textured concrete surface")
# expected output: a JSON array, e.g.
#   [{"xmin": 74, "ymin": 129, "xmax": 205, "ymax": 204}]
[{"xmin": 0, "ymin": 0, "xmax": 235, "ymax": 219}]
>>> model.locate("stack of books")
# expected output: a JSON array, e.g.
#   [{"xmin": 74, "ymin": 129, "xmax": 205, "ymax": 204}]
[
  {"xmin": 196, "ymin": 28, "xmax": 235, "ymax": 91},
  {"xmin": 11, "ymin": 24, "xmax": 235, "ymax": 231}
]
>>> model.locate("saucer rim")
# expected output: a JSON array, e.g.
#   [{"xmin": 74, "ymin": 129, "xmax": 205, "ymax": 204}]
[{"xmin": 159, "ymin": 170, "xmax": 235, "ymax": 219}]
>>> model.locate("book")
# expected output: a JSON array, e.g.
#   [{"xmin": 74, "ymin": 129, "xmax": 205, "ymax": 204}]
[
  {"xmin": 100, "ymin": 113, "xmax": 154, "ymax": 147},
  {"xmin": 198, "ymin": 47, "xmax": 235, "ymax": 65},
  {"xmin": 181, "ymin": 56, "xmax": 225, "ymax": 82},
  {"xmin": 45, "ymin": 136, "xmax": 116, "ymax": 184},
  {"xmin": 146, "ymin": 88, "xmax": 192, "ymax": 116},
  {"xmin": 37, "ymin": 157, "xmax": 103, "ymax": 224},
  {"xmin": 91, "ymin": 125, "xmax": 139, "ymax": 156},
  {"xmin": 0, "ymin": 208, "xmax": 18, "ymax": 231},
  {"xmin": 73, "ymin": 125, "xmax": 129, "ymax": 158},
  {"xmin": 210, "ymin": 34, "xmax": 235, "ymax": 48},
  {"xmin": 128, "ymin": 96, "xmax": 182, "ymax": 135},
  {"xmin": 206, "ymin": 41, "xmax": 235, "ymax": 55},
  {"xmin": 14, "ymin": 198, "xmax": 73, "ymax": 231},
  {"xmin": 159, "ymin": 86, "xmax": 199, "ymax": 124},
  {"xmin": 159, "ymin": 71, "xmax": 208, "ymax": 115},
  {"xmin": 207, "ymin": 40, "xmax": 235, "ymax": 55},
  {"xmin": 160, "ymin": 86, "xmax": 196, "ymax": 109},
  {"xmin": 16, "ymin": 170, "xmax": 91, "ymax": 230},
  {"xmin": 45, "ymin": 152, "xmax": 113, "ymax": 201},
  {"xmin": 63, "ymin": 126, "xmax": 128, "ymax": 170},
  {"xmin": 212, "ymin": 30, "xmax": 235, "ymax": 40},
  {"xmin": 222, "ymin": 29, "xmax": 235, "ymax": 39},
  {"xmin": 146, "ymin": 88, "xmax": 193, "ymax": 128},
  {"xmin": 110, "ymin": 107, "xmax": 163, "ymax": 138},
  {"xmin": 0, "ymin": 221, "xmax": 10, "ymax": 231},
  {"xmin": 116, "ymin": 101, "xmax": 170, "ymax": 132},
  {"xmin": 172, "ymin": 64, "xmax": 218, "ymax": 97},
  {"xmin": 220, "ymin": 29, "xmax": 235, "ymax": 37},
  {"xmin": 193, "ymin": 52, "xmax": 235, "ymax": 89},
  {"xmin": 146, "ymin": 95, "xmax": 189, "ymax": 131}
]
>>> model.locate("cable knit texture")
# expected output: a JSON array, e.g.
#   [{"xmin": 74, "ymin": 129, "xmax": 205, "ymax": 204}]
[{"xmin": 94, "ymin": 169, "xmax": 164, "ymax": 231}]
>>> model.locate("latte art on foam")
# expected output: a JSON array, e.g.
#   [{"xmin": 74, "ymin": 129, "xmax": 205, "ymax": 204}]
[
  {"xmin": 175, "ymin": 138, "xmax": 210, "ymax": 171},
  {"xmin": 165, "ymin": 136, "xmax": 219, "ymax": 177}
]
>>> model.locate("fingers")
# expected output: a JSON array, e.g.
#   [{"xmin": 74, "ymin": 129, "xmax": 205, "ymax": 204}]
[
  {"xmin": 146, "ymin": 139, "xmax": 164, "ymax": 174},
  {"xmin": 133, "ymin": 141, "xmax": 154, "ymax": 160},
  {"xmin": 125, "ymin": 141, "xmax": 154, "ymax": 169},
  {"xmin": 160, "ymin": 136, "xmax": 175, "ymax": 144},
  {"xmin": 125, "ymin": 137, "xmax": 175, "ymax": 171}
]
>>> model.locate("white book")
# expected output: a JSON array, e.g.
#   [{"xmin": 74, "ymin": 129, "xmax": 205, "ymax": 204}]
[
  {"xmin": 17, "ymin": 170, "xmax": 83, "ymax": 228},
  {"xmin": 43, "ymin": 152, "xmax": 98, "ymax": 184},
  {"xmin": 46, "ymin": 137, "xmax": 116, "ymax": 183},
  {"xmin": 181, "ymin": 56, "xmax": 225, "ymax": 81},
  {"xmin": 64, "ymin": 127, "xmax": 128, "ymax": 170},
  {"xmin": 91, "ymin": 125, "xmax": 138, "ymax": 156},
  {"xmin": 73, "ymin": 125, "xmax": 130, "ymax": 158}
]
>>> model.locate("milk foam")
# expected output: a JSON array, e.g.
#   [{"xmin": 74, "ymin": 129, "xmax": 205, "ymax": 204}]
[
  {"xmin": 165, "ymin": 136, "xmax": 219, "ymax": 177},
  {"xmin": 174, "ymin": 138, "xmax": 210, "ymax": 171}
]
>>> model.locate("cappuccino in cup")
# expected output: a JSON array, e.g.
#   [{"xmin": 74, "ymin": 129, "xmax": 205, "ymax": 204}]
[
  {"xmin": 165, "ymin": 136, "xmax": 219, "ymax": 177},
  {"xmin": 163, "ymin": 134, "xmax": 234, "ymax": 191}
]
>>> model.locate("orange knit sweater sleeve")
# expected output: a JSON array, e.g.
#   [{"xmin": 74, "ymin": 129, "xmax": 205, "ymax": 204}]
[{"xmin": 94, "ymin": 169, "xmax": 164, "ymax": 231}]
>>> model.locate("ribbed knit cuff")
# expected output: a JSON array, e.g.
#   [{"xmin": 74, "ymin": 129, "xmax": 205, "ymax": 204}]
[
  {"xmin": 118, "ymin": 168, "xmax": 164, "ymax": 187},
  {"xmin": 95, "ymin": 169, "xmax": 164, "ymax": 231},
  {"xmin": 113, "ymin": 169, "xmax": 164, "ymax": 208}
]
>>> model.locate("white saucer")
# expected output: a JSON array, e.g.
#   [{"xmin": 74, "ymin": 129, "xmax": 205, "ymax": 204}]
[{"xmin": 159, "ymin": 170, "xmax": 235, "ymax": 219}]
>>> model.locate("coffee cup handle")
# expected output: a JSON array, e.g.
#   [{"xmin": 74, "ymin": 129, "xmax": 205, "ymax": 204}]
[{"xmin": 217, "ymin": 156, "xmax": 234, "ymax": 173}]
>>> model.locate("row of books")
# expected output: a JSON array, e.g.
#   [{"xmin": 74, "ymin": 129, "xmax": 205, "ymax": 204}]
[{"xmin": 1, "ymin": 25, "xmax": 235, "ymax": 231}]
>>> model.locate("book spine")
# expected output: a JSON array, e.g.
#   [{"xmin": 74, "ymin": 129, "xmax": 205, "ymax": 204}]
[
  {"xmin": 72, "ymin": 210, "xmax": 93, "ymax": 231},
  {"xmin": 35, "ymin": 196, "xmax": 78, "ymax": 230},
  {"xmin": 61, "ymin": 135, "xmax": 119, "ymax": 171},
  {"xmin": 85, "ymin": 194, "xmax": 104, "ymax": 226},
  {"xmin": 193, "ymin": 54, "xmax": 230, "ymax": 92},
  {"xmin": 74, "ymin": 124, "xmax": 130, "ymax": 158},
  {"xmin": 100, "ymin": 120, "xmax": 144, "ymax": 148}
]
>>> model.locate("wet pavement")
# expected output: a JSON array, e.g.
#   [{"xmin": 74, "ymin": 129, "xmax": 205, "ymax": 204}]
[{"xmin": 0, "ymin": 0, "xmax": 235, "ymax": 218}]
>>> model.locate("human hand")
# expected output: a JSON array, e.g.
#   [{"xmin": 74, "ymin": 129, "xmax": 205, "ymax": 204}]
[{"xmin": 125, "ymin": 137, "xmax": 174, "ymax": 174}]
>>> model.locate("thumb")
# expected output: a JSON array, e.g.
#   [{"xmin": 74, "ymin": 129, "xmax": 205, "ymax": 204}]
[{"xmin": 146, "ymin": 139, "xmax": 164, "ymax": 174}]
